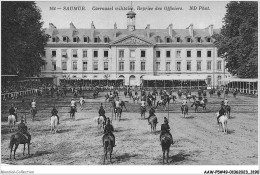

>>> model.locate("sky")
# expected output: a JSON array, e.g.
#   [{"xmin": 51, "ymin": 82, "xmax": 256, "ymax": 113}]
[{"xmin": 36, "ymin": 1, "xmax": 229, "ymax": 30}]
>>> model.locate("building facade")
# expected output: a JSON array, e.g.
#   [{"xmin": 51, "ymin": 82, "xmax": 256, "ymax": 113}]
[{"xmin": 41, "ymin": 10, "xmax": 230, "ymax": 87}]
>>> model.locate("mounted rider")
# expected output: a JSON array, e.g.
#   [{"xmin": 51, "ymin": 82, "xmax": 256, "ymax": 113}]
[
  {"xmin": 51, "ymin": 105, "xmax": 60, "ymax": 124},
  {"xmin": 18, "ymin": 116, "xmax": 31, "ymax": 144},
  {"xmin": 147, "ymin": 107, "xmax": 156, "ymax": 125},
  {"xmin": 99, "ymin": 103, "xmax": 107, "ymax": 124},
  {"xmin": 182, "ymin": 97, "xmax": 188, "ymax": 108},
  {"xmin": 224, "ymin": 98, "xmax": 228, "ymax": 106},
  {"xmin": 160, "ymin": 117, "xmax": 174, "ymax": 145},
  {"xmin": 70, "ymin": 98, "xmax": 77, "ymax": 113},
  {"xmin": 140, "ymin": 98, "xmax": 146, "ymax": 112},
  {"xmin": 9, "ymin": 103, "xmax": 18, "ymax": 122},
  {"xmin": 217, "ymin": 104, "xmax": 226, "ymax": 124},
  {"xmin": 103, "ymin": 118, "xmax": 116, "ymax": 147},
  {"xmin": 115, "ymin": 97, "xmax": 121, "ymax": 112},
  {"xmin": 31, "ymin": 99, "xmax": 37, "ymax": 113},
  {"xmin": 200, "ymin": 97, "xmax": 205, "ymax": 105}
]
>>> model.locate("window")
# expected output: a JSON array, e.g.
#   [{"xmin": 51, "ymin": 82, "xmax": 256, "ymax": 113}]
[
  {"xmin": 187, "ymin": 37, "xmax": 191, "ymax": 43},
  {"xmin": 166, "ymin": 37, "xmax": 171, "ymax": 43},
  {"xmin": 104, "ymin": 62, "xmax": 108, "ymax": 70},
  {"xmin": 187, "ymin": 50, "xmax": 191, "ymax": 57},
  {"xmin": 52, "ymin": 62, "xmax": 56, "ymax": 71},
  {"xmin": 119, "ymin": 50, "xmax": 124, "ymax": 58},
  {"xmin": 52, "ymin": 50, "xmax": 56, "ymax": 57},
  {"xmin": 156, "ymin": 62, "xmax": 160, "ymax": 71},
  {"xmin": 62, "ymin": 62, "xmax": 67, "ymax": 70},
  {"xmin": 130, "ymin": 50, "xmax": 135, "ymax": 58},
  {"xmin": 141, "ymin": 50, "xmax": 146, "ymax": 58},
  {"xmin": 52, "ymin": 37, "xmax": 56, "ymax": 42},
  {"xmin": 217, "ymin": 75, "xmax": 222, "ymax": 85},
  {"xmin": 104, "ymin": 37, "xmax": 109, "ymax": 43},
  {"xmin": 84, "ymin": 37, "xmax": 89, "ymax": 43},
  {"xmin": 207, "ymin": 76, "xmax": 212, "ymax": 86},
  {"xmin": 176, "ymin": 37, "xmax": 180, "ymax": 42},
  {"xmin": 197, "ymin": 50, "xmax": 201, "ymax": 58},
  {"xmin": 197, "ymin": 61, "xmax": 201, "ymax": 71},
  {"xmin": 83, "ymin": 50, "xmax": 87, "ymax": 58},
  {"xmin": 94, "ymin": 37, "xmax": 99, "ymax": 43},
  {"xmin": 119, "ymin": 62, "xmax": 124, "ymax": 71},
  {"xmin": 73, "ymin": 61, "xmax": 77, "ymax": 70},
  {"xmin": 176, "ymin": 62, "xmax": 181, "ymax": 71},
  {"xmin": 156, "ymin": 51, "xmax": 160, "ymax": 58},
  {"xmin": 207, "ymin": 37, "xmax": 211, "ymax": 42},
  {"xmin": 72, "ymin": 50, "xmax": 77, "ymax": 58},
  {"xmin": 207, "ymin": 50, "xmax": 212, "ymax": 57},
  {"xmin": 141, "ymin": 62, "xmax": 145, "ymax": 71},
  {"xmin": 217, "ymin": 61, "xmax": 222, "ymax": 70},
  {"xmin": 207, "ymin": 61, "xmax": 212, "ymax": 70},
  {"xmin": 130, "ymin": 62, "xmax": 135, "ymax": 71},
  {"xmin": 63, "ymin": 36, "xmax": 67, "ymax": 42},
  {"xmin": 83, "ymin": 62, "xmax": 87, "ymax": 71},
  {"xmin": 61, "ymin": 49, "xmax": 67, "ymax": 58},
  {"xmin": 187, "ymin": 61, "xmax": 191, "ymax": 71},
  {"xmin": 104, "ymin": 51, "xmax": 108, "ymax": 57},
  {"xmin": 94, "ymin": 51, "xmax": 98, "ymax": 58},
  {"xmin": 73, "ymin": 37, "xmax": 78, "ymax": 43},
  {"xmin": 166, "ymin": 62, "xmax": 171, "ymax": 71},
  {"xmin": 176, "ymin": 50, "xmax": 181, "ymax": 58},
  {"xmin": 197, "ymin": 37, "xmax": 201, "ymax": 43},
  {"xmin": 166, "ymin": 51, "xmax": 171, "ymax": 58},
  {"xmin": 93, "ymin": 62, "xmax": 98, "ymax": 71}
]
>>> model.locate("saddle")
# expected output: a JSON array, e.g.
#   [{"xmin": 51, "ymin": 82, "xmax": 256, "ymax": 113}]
[{"xmin": 18, "ymin": 132, "xmax": 30, "ymax": 141}]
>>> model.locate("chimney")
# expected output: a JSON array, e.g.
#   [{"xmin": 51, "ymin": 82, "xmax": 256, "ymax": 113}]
[
  {"xmin": 114, "ymin": 22, "xmax": 117, "ymax": 38},
  {"xmin": 208, "ymin": 24, "xmax": 213, "ymax": 36},
  {"xmin": 49, "ymin": 23, "xmax": 56, "ymax": 29},
  {"xmin": 187, "ymin": 24, "xmax": 194, "ymax": 37},
  {"xmin": 168, "ymin": 24, "xmax": 173, "ymax": 37},
  {"xmin": 146, "ymin": 24, "xmax": 150, "ymax": 38},
  {"xmin": 91, "ymin": 21, "xmax": 95, "ymax": 41},
  {"xmin": 70, "ymin": 22, "xmax": 77, "ymax": 31}
]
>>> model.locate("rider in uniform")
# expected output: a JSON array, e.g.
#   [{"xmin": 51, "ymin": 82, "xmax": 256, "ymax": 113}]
[
  {"xmin": 182, "ymin": 97, "xmax": 188, "ymax": 108},
  {"xmin": 31, "ymin": 99, "xmax": 37, "ymax": 114},
  {"xmin": 147, "ymin": 107, "xmax": 156, "ymax": 125},
  {"xmin": 18, "ymin": 116, "xmax": 31, "ymax": 144},
  {"xmin": 51, "ymin": 105, "xmax": 59, "ymax": 124},
  {"xmin": 115, "ymin": 97, "xmax": 120, "ymax": 111},
  {"xmin": 103, "ymin": 118, "xmax": 116, "ymax": 147},
  {"xmin": 160, "ymin": 117, "xmax": 174, "ymax": 145},
  {"xmin": 217, "ymin": 104, "xmax": 226, "ymax": 124},
  {"xmin": 70, "ymin": 98, "xmax": 77, "ymax": 113},
  {"xmin": 140, "ymin": 99, "xmax": 146, "ymax": 113},
  {"xmin": 99, "ymin": 103, "xmax": 106, "ymax": 123},
  {"xmin": 9, "ymin": 103, "xmax": 18, "ymax": 122},
  {"xmin": 224, "ymin": 98, "xmax": 228, "ymax": 106}
]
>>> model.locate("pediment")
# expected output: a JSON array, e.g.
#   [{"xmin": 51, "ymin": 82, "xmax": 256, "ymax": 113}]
[{"xmin": 111, "ymin": 34, "xmax": 154, "ymax": 46}]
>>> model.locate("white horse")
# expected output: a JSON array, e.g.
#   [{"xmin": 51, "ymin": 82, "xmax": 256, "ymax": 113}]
[
  {"xmin": 93, "ymin": 116, "xmax": 105, "ymax": 130},
  {"xmin": 50, "ymin": 116, "xmax": 58, "ymax": 133},
  {"xmin": 216, "ymin": 112, "xmax": 228, "ymax": 134},
  {"xmin": 8, "ymin": 115, "xmax": 16, "ymax": 132},
  {"xmin": 79, "ymin": 98, "xmax": 85, "ymax": 110}
]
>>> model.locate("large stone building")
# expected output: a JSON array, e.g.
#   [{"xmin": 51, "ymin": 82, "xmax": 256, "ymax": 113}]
[{"xmin": 41, "ymin": 10, "xmax": 230, "ymax": 87}]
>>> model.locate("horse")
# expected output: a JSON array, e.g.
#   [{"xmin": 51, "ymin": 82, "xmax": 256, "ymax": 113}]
[
  {"xmin": 31, "ymin": 107, "xmax": 37, "ymax": 121},
  {"xmin": 224, "ymin": 105, "xmax": 231, "ymax": 118},
  {"xmin": 191, "ymin": 99, "xmax": 207, "ymax": 112},
  {"xmin": 50, "ymin": 115, "xmax": 58, "ymax": 133},
  {"xmin": 93, "ymin": 116, "xmax": 106, "ymax": 130},
  {"xmin": 181, "ymin": 105, "xmax": 188, "ymax": 118},
  {"xmin": 128, "ymin": 91, "xmax": 132, "ymax": 99},
  {"xmin": 233, "ymin": 91, "xmax": 237, "ymax": 98},
  {"xmin": 209, "ymin": 89, "xmax": 214, "ymax": 97},
  {"xmin": 203, "ymin": 91, "xmax": 207, "ymax": 98},
  {"xmin": 161, "ymin": 133, "xmax": 172, "ymax": 164},
  {"xmin": 147, "ymin": 97, "xmax": 153, "ymax": 107},
  {"xmin": 114, "ymin": 107, "xmax": 122, "ymax": 121},
  {"xmin": 132, "ymin": 95, "xmax": 140, "ymax": 104},
  {"xmin": 148, "ymin": 115, "xmax": 157, "ymax": 133},
  {"xmin": 8, "ymin": 115, "xmax": 16, "ymax": 132},
  {"xmin": 217, "ymin": 90, "xmax": 221, "ymax": 98},
  {"xmin": 120, "ymin": 101, "xmax": 128, "ymax": 111},
  {"xmin": 79, "ymin": 99, "xmax": 85, "ymax": 110},
  {"xmin": 170, "ymin": 95, "xmax": 177, "ymax": 103},
  {"xmin": 140, "ymin": 106, "xmax": 146, "ymax": 119},
  {"xmin": 70, "ymin": 106, "xmax": 76, "ymax": 120},
  {"xmin": 9, "ymin": 132, "xmax": 31, "ymax": 160},
  {"xmin": 103, "ymin": 133, "xmax": 114, "ymax": 164},
  {"xmin": 177, "ymin": 91, "xmax": 182, "ymax": 99},
  {"xmin": 225, "ymin": 89, "xmax": 229, "ymax": 97},
  {"xmin": 156, "ymin": 99, "xmax": 167, "ymax": 110},
  {"xmin": 105, "ymin": 94, "xmax": 110, "ymax": 103},
  {"xmin": 216, "ymin": 112, "xmax": 228, "ymax": 134},
  {"xmin": 152, "ymin": 94, "xmax": 157, "ymax": 105},
  {"xmin": 93, "ymin": 91, "xmax": 98, "ymax": 99},
  {"xmin": 186, "ymin": 94, "xmax": 196, "ymax": 102}
]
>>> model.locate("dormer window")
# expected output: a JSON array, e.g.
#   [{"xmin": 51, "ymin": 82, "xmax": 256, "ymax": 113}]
[
  {"xmin": 63, "ymin": 36, "xmax": 68, "ymax": 42},
  {"xmin": 155, "ymin": 36, "xmax": 161, "ymax": 43},
  {"xmin": 166, "ymin": 37, "xmax": 171, "ymax": 43},
  {"xmin": 73, "ymin": 36, "xmax": 78, "ymax": 43},
  {"xmin": 104, "ymin": 37, "xmax": 109, "ymax": 43},
  {"xmin": 84, "ymin": 36, "xmax": 89, "ymax": 43},
  {"xmin": 52, "ymin": 37, "xmax": 57, "ymax": 42},
  {"xmin": 197, "ymin": 37, "xmax": 201, "ymax": 43},
  {"xmin": 176, "ymin": 37, "xmax": 180, "ymax": 42},
  {"xmin": 94, "ymin": 37, "xmax": 99, "ymax": 43},
  {"xmin": 207, "ymin": 37, "xmax": 211, "ymax": 42},
  {"xmin": 187, "ymin": 37, "xmax": 191, "ymax": 43}
]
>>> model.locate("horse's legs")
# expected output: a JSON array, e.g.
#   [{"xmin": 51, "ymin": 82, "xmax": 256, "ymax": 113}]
[
  {"xmin": 166, "ymin": 149, "xmax": 169, "ymax": 164},
  {"xmin": 23, "ymin": 144, "xmax": 25, "ymax": 155},
  {"xmin": 14, "ymin": 144, "xmax": 19, "ymax": 159},
  {"xmin": 163, "ymin": 150, "xmax": 165, "ymax": 164},
  {"xmin": 10, "ymin": 144, "xmax": 13, "ymax": 159}
]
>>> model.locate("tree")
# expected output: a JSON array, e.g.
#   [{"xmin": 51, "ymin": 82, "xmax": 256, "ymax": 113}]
[
  {"xmin": 213, "ymin": 1, "xmax": 258, "ymax": 78},
  {"xmin": 1, "ymin": 1, "xmax": 49, "ymax": 77}
]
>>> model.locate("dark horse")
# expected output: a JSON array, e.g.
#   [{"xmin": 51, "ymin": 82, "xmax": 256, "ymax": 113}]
[
  {"xmin": 93, "ymin": 91, "xmax": 99, "ymax": 99},
  {"xmin": 140, "ymin": 106, "xmax": 146, "ymax": 119},
  {"xmin": 177, "ymin": 91, "xmax": 182, "ymax": 99},
  {"xmin": 103, "ymin": 133, "xmax": 114, "ymax": 164},
  {"xmin": 181, "ymin": 105, "xmax": 189, "ymax": 118},
  {"xmin": 148, "ymin": 115, "xmax": 158, "ymax": 133},
  {"xmin": 70, "ymin": 106, "xmax": 76, "ymax": 120},
  {"xmin": 31, "ymin": 108, "xmax": 37, "ymax": 121},
  {"xmin": 9, "ymin": 133, "xmax": 31, "ymax": 160},
  {"xmin": 217, "ymin": 90, "xmax": 221, "ymax": 98},
  {"xmin": 233, "ymin": 91, "xmax": 238, "ymax": 98},
  {"xmin": 191, "ymin": 99, "xmax": 207, "ymax": 112},
  {"xmin": 161, "ymin": 133, "xmax": 171, "ymax": 164}
]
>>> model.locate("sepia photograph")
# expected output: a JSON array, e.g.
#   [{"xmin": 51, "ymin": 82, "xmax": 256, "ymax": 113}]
[{"xmin": 1, "ymin": 0, "xmax": 259, "ymax": 174}]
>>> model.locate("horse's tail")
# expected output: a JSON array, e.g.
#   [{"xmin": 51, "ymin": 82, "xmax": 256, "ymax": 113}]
[{"xmin": 9, "ymin": 134, "xmax": 15, "ymax": 149}]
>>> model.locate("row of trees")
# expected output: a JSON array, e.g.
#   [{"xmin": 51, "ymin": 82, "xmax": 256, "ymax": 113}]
[{"xmin": 1, "ymin": 1, "xmax": 258, "ymax": 78}]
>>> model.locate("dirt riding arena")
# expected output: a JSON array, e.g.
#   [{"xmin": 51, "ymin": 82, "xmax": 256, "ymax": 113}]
[{"xmin": 1, "ymin": 90, "xmax": 258, "ymax": 165}]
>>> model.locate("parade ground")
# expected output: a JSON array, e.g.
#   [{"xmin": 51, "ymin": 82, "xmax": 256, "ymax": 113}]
[{"xmin": 1, "ymin": 90, "xmax": 258, "ymax": 165}]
